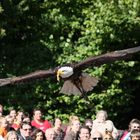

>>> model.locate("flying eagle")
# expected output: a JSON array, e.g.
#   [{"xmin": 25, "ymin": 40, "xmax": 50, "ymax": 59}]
[{"xmin": 0, "ymin": 46, "xmax": 140, "ymax": 98}]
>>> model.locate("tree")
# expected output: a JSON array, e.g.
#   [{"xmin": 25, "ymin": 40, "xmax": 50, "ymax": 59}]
[{"xmin": 0, "ymin": 0, "xmax": 140, "ymax": 128}]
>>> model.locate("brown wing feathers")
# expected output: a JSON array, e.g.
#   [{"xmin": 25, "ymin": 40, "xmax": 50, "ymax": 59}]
[
  {"xmin": 60, "ymin": 46, "xmax": 140, "ymax": 96},
  {"xmin": 0, "ymin": 69, "xmax": 55, "ymax": 86},
  {"xmin": 0, "ymin": 46, "xmax": 140, "ymax": 97},
  {"xmin": 74, "ymin": 46, "xmax": 140, "ymax": 70}
]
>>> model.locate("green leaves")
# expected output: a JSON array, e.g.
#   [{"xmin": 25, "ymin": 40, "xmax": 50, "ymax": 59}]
[{"xmin": 0, "ymin": 0, "xmax": 140, "ymax": 127}]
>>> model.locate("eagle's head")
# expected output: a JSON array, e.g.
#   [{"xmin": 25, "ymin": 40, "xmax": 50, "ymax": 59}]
[{"xmin": 57, "ymin": 66, "xmax": 74, "ymax": 81}]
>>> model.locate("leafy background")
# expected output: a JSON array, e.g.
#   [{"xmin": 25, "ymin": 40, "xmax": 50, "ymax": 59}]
[{"xmin": 0, "ymin": 0, "xmax": 140, "ymax": 129}]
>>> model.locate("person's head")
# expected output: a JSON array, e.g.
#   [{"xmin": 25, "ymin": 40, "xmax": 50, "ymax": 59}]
[
  {"xmin": 16, "ymin": 111, "xmax": 24, "ymax": 120},
  {"xmin": 103, "ymin": 130, "xmax": 113, "ymax": 140},
  {"xmin": 78, "ymin": 126, "xmax": 91, "ymax": 140},
  {"xmin": 15, "ymin": 111, "xmax": 24, "ymax": 125},
  {"xmin": 84, "ymin": 119, "xmax": 93, "ymax": 130},
  {"xmin": 69, "ymin": 115, "xmax": 79, "ymax": 124},
  {"xmin": 5, "ymin": 115, "xmax": 14, "ymax": 126},
  {"xmin": 20, "ymin": 122, "xmax": 32, "ymax": 138},
  {"xmin": 9, "ymin": 109, "xmax": 17, "ymax": 119},
  {"xmin": 33, "ymin": 108, "xmax": 42, "ymax": 121},
  {"xmin": 71, "ymin": 119, "xmax": 81, "ymax": 133},
  {"xmin": 5, "ymin": 131, "xmax": 19, "ymax": 140},
  {"xmin": 0, "ymin": 117, "xmax": 8, "ymax": 128},
  {"xmin": 31, "ymin": 129, "xmax": 45, "ymax": 140},
  {"xmin": 129, "ymin": 119, "xmax": 140, "ymax": 132},
  {"xmin": 130, "ymin": 129, "xmax": 140, "ymax": 140},
  {"xmin": 96, "ymin": 110, "xmax": 108, "ymax": 123},
  {"xmin": 45, "ymin": 128, "xmax": 56, "ymax": 140},
  {"xmin": 54, "ymin": 118, "xmax": 62, "ymax": 129},
  {"xmin": 91, "ymin": 131, "xmax": 103, "ymax": 140}
]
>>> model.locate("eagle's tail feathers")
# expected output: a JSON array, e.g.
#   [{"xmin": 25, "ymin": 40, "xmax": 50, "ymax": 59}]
[
  {"xmin": 60, "ymin": 80, "xmax": 82, "ymax": 96},
  {"xmin": 81, "ymin": 73, "xmax": 99, "ymax": 92}
]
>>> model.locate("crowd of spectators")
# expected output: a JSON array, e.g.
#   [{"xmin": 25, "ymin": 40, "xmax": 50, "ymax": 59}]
[{"xmin": 0, "ymin": 104, "xmax": 140, "ymax": 140}]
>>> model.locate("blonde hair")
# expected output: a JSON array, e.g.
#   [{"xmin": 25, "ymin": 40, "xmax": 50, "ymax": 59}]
[
  {"xmin": 5, "ymin": 131, "xmax": 18, "ymax": 140},
  {"xmin": 65, "ymin": 115, "xmax": 79, "ymax": 134},
  {"xmin": 103, "ymin": 130, "xmax": 113, "ymax": 140},
  {"xmin": 0, "ymin": 117, "xmax": 8, "ymax": 126},
  {"xmin": 69, "ymin": 115, "xmax": 79, "ymax": 124}
]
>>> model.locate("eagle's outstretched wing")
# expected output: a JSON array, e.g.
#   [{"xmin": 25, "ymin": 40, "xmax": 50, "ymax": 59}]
[
  {"xmin": 0, "ymin": 69, "xmax": 55, "ymax": 86},
  {"xmin": 60, "ymin": 46, "xmax": 140, "ymax": 97},
  {"xmin": 74, "ymin": 46, "xmax": 140, "ymax": 70},
  {"xmin": 0, "ymin": 46, "xmax": 140, "ymax": 96}
]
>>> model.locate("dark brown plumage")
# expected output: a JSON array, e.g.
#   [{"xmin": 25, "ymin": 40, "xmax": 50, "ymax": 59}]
[{"xmin": 0, "ymin": 46, "xmax": 140, "ymax": 98}]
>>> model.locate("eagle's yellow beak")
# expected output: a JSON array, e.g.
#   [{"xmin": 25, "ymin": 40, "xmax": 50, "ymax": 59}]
[{"xmin": 57, "ymin": 70, "xmax": 63, "ymax": 81}]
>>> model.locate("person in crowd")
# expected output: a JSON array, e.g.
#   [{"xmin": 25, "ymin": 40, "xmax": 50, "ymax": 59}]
[
  {"xmin": 0, "ymin": 117, "xmax": 9, "ymax": 138},
  {"xmin": 9, "ymin": 109, "xmax": 17, "ymax": 120},
  {"xmin": 130, "ymin": 129, "xmax": 140, "ymax": 140},
  {"xmin": 65, "ymin": 115, "xmax": 79, "ymax": 134},
  {"xmin": 31, "ymin": 128, "xmax": 46, "ymax": 140},
  {"xmin": 64, "ymin": 119, "xmax": 80, "ymax": 140},
  {"xmin": 18, "ymin": 122, "xmax": 32, "ymax": 140},
  {"xmin": 103, "ymin": 129, "xmax": 113, "ymax": 140},
  {"xmin": 12, "ymin": 111, "xmax": 24, "ymax": 131},
  {"xmin": 91, "ymin": 110, "xmax": 118, "ymax": 139},
  {"xmin": 5, "ymin": 115, "xmax": 15, "ymax": 131},
  {"xmin": 5, "ymin": 130, "xmax": 19, "ymax": 140},
  {"xmin": 84, "ymin": 119, "xmax": 93, "ymax": 131},
  {"xmin": 52, "ymin": 118, "xmax": 65, "ymax": 140},
  {"xmin": 77, "ymin": 125, "xmax": 91, "ymax": 140},
  {"xmin": 90, "ymin": 130, "xmax": 103, "ymax": 140},
  {"xmin": 120, "ymin": 118, "xmax": 140, "ymax": 140},
  {"xmin": 22, "ymin": 113, "xmax": 31, "ymax": 124},
  {"xmin": 31, "ymin": 108, "xmax": 51, "ymax": 133},
  {"xmin": 45, "ymin": 128, "xmax": 56, "ymax": 140},
  {"xmin": 0, "ymin": 105, "xmax": 3, "ymax": 118}
]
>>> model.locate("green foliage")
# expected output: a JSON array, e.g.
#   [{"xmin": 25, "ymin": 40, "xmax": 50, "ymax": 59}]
[{"xmin": 0, "ymin": 0, "xmax": 140, "ymax": 128}]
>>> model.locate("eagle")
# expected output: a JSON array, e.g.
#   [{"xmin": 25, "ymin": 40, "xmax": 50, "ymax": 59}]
[{"xmin": 0, "ymin": 46, "xmax": 140, "ymax": 99}]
